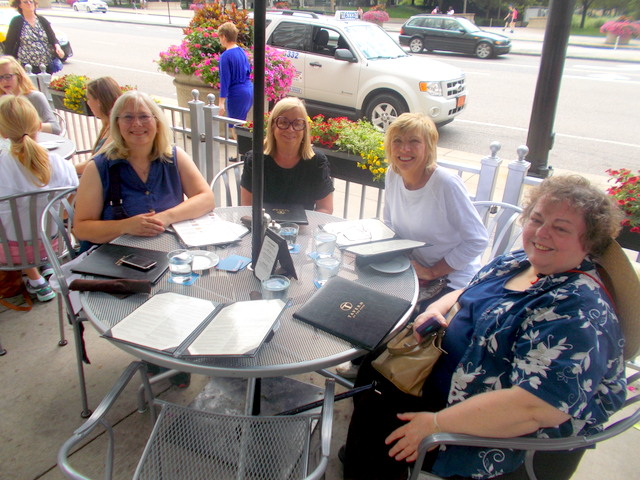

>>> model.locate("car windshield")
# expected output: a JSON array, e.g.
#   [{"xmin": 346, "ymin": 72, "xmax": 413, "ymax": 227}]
[
  {"xmin": 344, "ymin": 24, "xmax": 408, "ymax": 60},
  {"xmin": 457, "ymin": 17, "xmax": 481, "ymax": 33}
]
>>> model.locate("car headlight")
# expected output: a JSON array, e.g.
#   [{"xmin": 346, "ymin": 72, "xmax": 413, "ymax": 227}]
[{"xmin": 419, "ymin": 81, "xmax": 443, "ymax": 97}]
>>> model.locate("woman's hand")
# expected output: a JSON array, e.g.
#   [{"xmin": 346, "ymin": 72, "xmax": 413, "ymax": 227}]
[
  {"xmin": 54, "ymin": 44, "xmax": 64, "ymax": 59},
  {"xmin": 124, "ymin": 212, "xmax": 165, "ymax": 237},
  {"xmin": 411, "ymin": 261, "xmax": 436, "ymax": 281},
  {"xmin": 385, "ymin": 412, "xmax": 435, "ymax": 463},
  {"xmin": 412, "ymin": 308, "xmax": 448, "ymax": 342}
]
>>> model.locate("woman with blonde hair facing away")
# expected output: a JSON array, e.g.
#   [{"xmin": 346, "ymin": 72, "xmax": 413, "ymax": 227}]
[
  {"xmin": 73, "ymin": 90, "xmax": 214, "ymax": 245},
  {"xmin": 0, "ymin": 95, "xmax": 78, "ymax": 302},
  {"xmin": 74, "ymin": 76, "xmax": 123, "ymax": 175},
  {"xmin": 0, "ymin": 56, "xmax": 61, "ymax": 134},
  {"xmin": 240, "ymin": 97, "xmax": 334, "ymax": 213}
]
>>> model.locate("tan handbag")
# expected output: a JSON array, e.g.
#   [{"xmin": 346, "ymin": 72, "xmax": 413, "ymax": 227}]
[{"xmin": 372, "ymin": 303, "xmax": 460, "ymax": 396}]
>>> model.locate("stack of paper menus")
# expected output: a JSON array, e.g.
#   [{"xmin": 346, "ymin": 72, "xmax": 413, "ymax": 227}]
[
  {"xmin": 172, "ymin": 212, "xmax": 248, "ymax": 247},
  {"xmin": 322, "ymin": 218, "xmax": 397, "ymax": 247},
  {"xmin": 322, "ymin": 219, "xmax": 425, "ymax": 265},
  {"xmin": 104, "ymin": 292, "xmax": 285, "ymax": 357}
]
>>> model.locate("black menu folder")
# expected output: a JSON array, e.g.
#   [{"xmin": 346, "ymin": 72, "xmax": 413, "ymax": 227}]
[
  {"xmin": 293, "ymin": 276, "xmax": 412, "ymax": 350},
  {"xmin": 264, "ymin": 203, "xmax": 308, "ymax": 225},
  {"xmin": 71, "ymin": 243, "xmax": 169, "ymax": 284}
]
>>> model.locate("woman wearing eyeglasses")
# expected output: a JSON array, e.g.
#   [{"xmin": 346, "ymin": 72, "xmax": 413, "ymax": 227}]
[
  {"xmin": 73, "ymin": 91, "xmax": 214, "ymax": 245},
  {"xmin": 4, "ymin": 0, "xmax": 65, "ymax": 74},
  {"xmin": 240, "ymin": 97, "xmax": 334, "ymax": 214},
  {"xmin": 0, "ymin": 56, "xmax": 61, "ymax": 134}
]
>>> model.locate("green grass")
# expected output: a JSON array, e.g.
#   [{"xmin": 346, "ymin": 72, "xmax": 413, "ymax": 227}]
[{"xmin": 386, "ymin": 5, "xmax": 428, "ymax": 19}]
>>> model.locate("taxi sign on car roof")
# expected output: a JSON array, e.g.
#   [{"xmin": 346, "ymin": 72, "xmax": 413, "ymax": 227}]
[{"xmin": 335, "ymin": 10, "xmax": 359, "ymax": 20}]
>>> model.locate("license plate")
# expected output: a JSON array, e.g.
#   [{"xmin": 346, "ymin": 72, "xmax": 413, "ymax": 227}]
[{"xmin": 456, "ymin": 95, "xmax": 466, "ymax": 108}]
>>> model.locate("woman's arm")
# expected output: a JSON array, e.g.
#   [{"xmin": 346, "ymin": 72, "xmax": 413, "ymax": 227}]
[
  {"xmin": 39, "ymin": 15, "xmax": 63, "ymax": 58},
  {"xmin": 151, "ymin": 147, "xmax": 215, "ymax": 226},
  {"xmin": 73, "ymin": 161, "xmax": 165, "ymax": 243},
  {"xmin": 4, "ymin": 16, "xmax": 22, "ymax": 57},
  {"xmin": 27, "ymin": 92, "xmax": 61, "ymax": 135},
  {"xmin": 412, "ymin": 288, "xmax": 463, "ymax": 339},
  {"xmin": 386, "ymin": 386, "xmax": 571, "ymax": 463},
  {"xmin": 315, "ymin": 192, "xmax": 333, "ymax": 214},
  {"xmin": 240, "ymin": 186, "xmax": 252, "ymax": 206}
]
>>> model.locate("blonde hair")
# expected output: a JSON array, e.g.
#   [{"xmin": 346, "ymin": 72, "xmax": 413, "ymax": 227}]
[
  {"xmin": 105, "ymin": 91, "xmax": 172, "ymax": 161},
  {"xmin": 218, "ymin": 22, "xmax": 239, "ymax": 43},
  {"xmin": 0, "ymin": 95, "xmax": 51, "ymax": 186},
  {"xmin": 264, "ymin": 97, "xmax": 314, "ymax": 160},
  {"xmin": 0, "ymin": 56, "xmax": 36, "ymax": 95},
  {"xmin": 384, "ymin": 113, "xmax": 439, "ymax": 174}
]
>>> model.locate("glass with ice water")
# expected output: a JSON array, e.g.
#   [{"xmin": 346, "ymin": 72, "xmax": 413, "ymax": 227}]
[
  {"xmin": 279, "ymin": 222, "xmax": 299, "ymax": 250},
  {"xmin": 167, "ymin": 249, "xmax": 193, "ymax": 284},
  {"xmin": 314, "ymin": 254, "xmax": 341, "ymax": 287},
  {"xmin": 261, "ymin": 275, "xmax": 290, "ymax": 300},
  {"xmin": 314, "ymin": 230, "xmax": 337, "ymax": 258}
]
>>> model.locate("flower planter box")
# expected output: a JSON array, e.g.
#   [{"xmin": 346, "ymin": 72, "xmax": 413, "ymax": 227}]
[
  {"xmin": 616, "ymin": 225, "xmax": 640, "ymax": 252},
  {"xmin": 235, "ymin": 128, "xmax": 383, "ymax": 189},
  {"xmin": 49, "ymin": 90, "xmax": 94, "ymax": 116}
]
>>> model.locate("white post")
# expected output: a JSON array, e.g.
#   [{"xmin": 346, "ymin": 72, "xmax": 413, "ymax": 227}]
[
  {"xmin": 203, "ymin": 94, "xmax": 221, "ymax": 192},
  {"xmin": 475, "ymin": 141, "xmax": 502, "ymax": 202},
  {"xmin": 497, "ymin": 146, "xmax": 531, "ymax": 255},
  {"xmin": 188, "ymin": 89, "xmax": 205, "ymax": 177}
]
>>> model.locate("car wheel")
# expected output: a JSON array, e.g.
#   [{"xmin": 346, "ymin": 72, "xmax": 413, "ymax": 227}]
[
  {"xmin": 409, "ymin": 37, "xmax": 424, "ymax": 53},
  {"xmin": 365, "ymin": 93, "xmax": 408, "ymax": 132},
  {"xmin": 73, "ymin": 5, "xmax": 78, "ymax": 11},
  {"xmin": 475, "ymin": 42, "xmax": 493, "ymax": 59}
]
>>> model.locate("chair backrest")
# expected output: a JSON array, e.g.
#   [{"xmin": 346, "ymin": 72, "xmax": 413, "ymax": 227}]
[
  {"xmin": 53, "ymin": 111, "xmax": 68, "ymax": 137},
  {"xmin": 210, "ymin": 161, "xmax": 244, "ymax": 207},
  {"xmin": 0, "ymin": 187, "xmax": 75, "ymax": 271},
  {"xmin": 473, "ymin": 200, "xmax": 523, "ymax": 263},
  {"xmin": 39, "ymin": 188, "xmax": 78, "ymax": 318}
]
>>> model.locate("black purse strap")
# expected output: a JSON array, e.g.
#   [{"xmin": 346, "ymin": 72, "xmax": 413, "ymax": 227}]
[{"xmin": 107, "ymin": 163, "xmax": 128, "ymax": 220}]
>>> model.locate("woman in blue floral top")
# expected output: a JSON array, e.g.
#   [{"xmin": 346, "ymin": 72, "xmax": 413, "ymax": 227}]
[{"xmin": 344, "ymin": 175, "xmax": 627, "ymax": 480}]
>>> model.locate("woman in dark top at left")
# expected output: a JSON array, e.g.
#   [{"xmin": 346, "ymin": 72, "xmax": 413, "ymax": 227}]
[
  {"xmin": 4, "ymin": 0, "xmax": 64, "ymax": 74},
  {"xmin": 73, "ymin": 90, "xmax": 214, "ymax": 244}
]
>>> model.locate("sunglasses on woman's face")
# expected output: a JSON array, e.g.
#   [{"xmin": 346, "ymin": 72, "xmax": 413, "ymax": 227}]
[
  {"xmin": 274, "ymin": 116, "xmax": 306, "ymax": 131},
  {"xmin": 21, "ymin": 1, "xmax": 35, "ymax": 5}
]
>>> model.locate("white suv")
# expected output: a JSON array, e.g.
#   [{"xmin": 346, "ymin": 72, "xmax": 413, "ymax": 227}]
[{"xmin": 265, "ymin": 10, "xmax": 467, "ymax": 130}]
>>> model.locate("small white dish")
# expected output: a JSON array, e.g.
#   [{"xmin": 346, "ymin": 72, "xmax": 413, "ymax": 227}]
[
  {"xmin": 369, "ymin": 255, "xmax": 411, "ymax": 274},
  {"xmin": 190, "ymin": 250, "xmax": 220, "ymax": 271},
  {"xmin": 38, "ymin": 141, "xmax": 59, "ymax": 150}
]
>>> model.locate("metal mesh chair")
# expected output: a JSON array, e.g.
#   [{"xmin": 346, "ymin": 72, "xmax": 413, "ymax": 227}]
[
  {"xmin": 409, "ymin": 369, "xmax": 640, "ymax": 480},
  {"xmin": 39, "ymin": 187, "xmax": 92, "ymax": 417},
  {"xmin": 58, "ymin": 361, "xmax": 335, "ymax": 480},
  {"xmin": 0, "ymin": 188, "xmax": 76, "ymax": 353},
  {"xmin": 473, "ymin": 200, "xmax": 523, "ymax": 263},
  {"xmin": 210, "ymin": 161, "xmax": 244, "ymax": 207}
]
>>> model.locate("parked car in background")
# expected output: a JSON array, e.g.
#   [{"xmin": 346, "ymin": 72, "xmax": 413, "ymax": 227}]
[
  {"xmin": 399, "ymin": 14, "xmax": 511, "ymax": 59},
  {"xmin": 0, "ymin": 9, "xmax": 73, "ymax": 61},
  {"xmin": 72, "ymin": 0, "xmax": 109, "ymax": 13},
  {"xmin": 265, "ymin": 10, "xmax": 467, "ymax": 130}
]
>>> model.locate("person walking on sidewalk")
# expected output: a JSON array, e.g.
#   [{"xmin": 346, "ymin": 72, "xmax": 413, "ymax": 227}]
[{"xmin": 504, "ymin": 4, "xmax": 518, "ymax": 33}]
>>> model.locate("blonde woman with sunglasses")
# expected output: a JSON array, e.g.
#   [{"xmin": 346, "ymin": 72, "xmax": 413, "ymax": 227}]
[{"xmin": 240, "ymin": 97, "xmax": 334, "ymax": 214}]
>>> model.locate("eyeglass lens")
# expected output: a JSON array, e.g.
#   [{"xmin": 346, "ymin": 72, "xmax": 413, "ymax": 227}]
[
  {"xmin": 275, "ymin": 116, "xmax": 306, "ymax": 131},
  {"xmin": 119, "ymin": 115, "xmax": 154, "ymax": 124},
  {"xmin": 0, "ymin": 74, "xmax": 15, "ymax": 81}
]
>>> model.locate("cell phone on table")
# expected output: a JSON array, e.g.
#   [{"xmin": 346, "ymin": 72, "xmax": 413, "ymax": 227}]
[
  {"xmin": 120, "ymin": 253, "xmax": 157, "ymax": 271},
  {"xmin": 415, "ymin": 317, "xmax": 443, "ymax": 338}
]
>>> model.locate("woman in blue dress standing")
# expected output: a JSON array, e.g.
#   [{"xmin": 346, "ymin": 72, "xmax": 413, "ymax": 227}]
[{"xmin": 217, "ymin": 21, "xmax": 253, "ymax": 139}]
